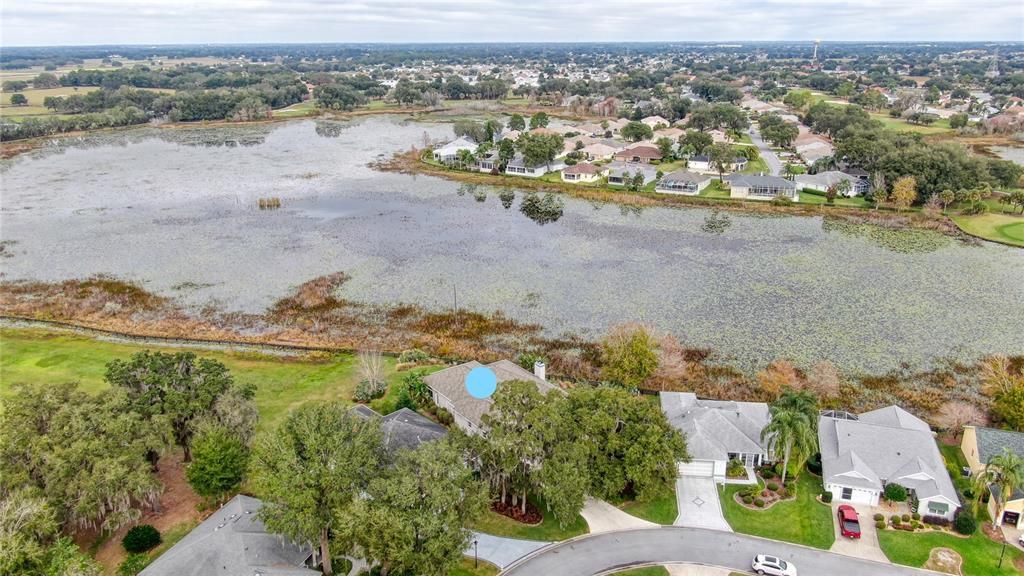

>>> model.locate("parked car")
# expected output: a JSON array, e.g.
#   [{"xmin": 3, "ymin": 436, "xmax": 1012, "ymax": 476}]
[
  {"xmin": 837, "ymin": 504, "xmax": 861, "ymax": 539},
  {"xmin": 751, "ymin": 554, "xmax": 798, "ymax": 576},
  {"xmin": 1019, "ymin": 532, "xmax": 1024, "ymax": 547}
]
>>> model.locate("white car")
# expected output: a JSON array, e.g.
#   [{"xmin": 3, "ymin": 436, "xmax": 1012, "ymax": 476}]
[{"xmin": 752, "ymin": 554, "xmax": 798, "ymax": 576}]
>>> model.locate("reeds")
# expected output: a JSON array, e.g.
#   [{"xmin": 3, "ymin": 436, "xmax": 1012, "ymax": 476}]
[{"xmin": 258, "ymin": 197, "xmax": 281, "ymax": 210}]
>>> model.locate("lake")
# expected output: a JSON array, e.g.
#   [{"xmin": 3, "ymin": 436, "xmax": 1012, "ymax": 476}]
[{"xmin": 2, "ymin": 117, "xmax": 1022, "ymax": 373}]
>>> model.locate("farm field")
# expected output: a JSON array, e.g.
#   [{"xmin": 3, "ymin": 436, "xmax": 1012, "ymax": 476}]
[{"xmin": 0, "ymin": 85, "xmax": 176, "ymax": 118}]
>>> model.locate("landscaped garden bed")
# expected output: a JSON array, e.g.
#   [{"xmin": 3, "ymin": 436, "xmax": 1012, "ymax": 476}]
[
  {"xmin": 732, "ymin": 467, "xmax": 796, "ymax": 510},
  {"xmin": 490, "ymin": 500, "xmax": 542, "ymax": 525}
]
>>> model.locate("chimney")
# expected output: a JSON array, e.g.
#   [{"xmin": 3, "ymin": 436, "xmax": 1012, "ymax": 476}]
[{"xmin": 533, "ymin": 361, "xmax": 546, "ymax": 381}]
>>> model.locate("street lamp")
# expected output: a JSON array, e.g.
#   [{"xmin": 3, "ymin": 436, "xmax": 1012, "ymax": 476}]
[
  {"xmin": 998, "ymin": 539, "xmax": 1006, "ymax": 569},
  {"xmin": 473, "ymin": 538, "xmax": 479, "ymax": 568}
]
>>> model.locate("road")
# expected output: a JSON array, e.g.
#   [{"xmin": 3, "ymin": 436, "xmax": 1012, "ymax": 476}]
[
  {"xmin": 500, "ymin": 527, "xmax": 933, "ymax": 576},
  {"xmin": 748, "ymin": 128, "xmax": 783, "ymax": 176}
]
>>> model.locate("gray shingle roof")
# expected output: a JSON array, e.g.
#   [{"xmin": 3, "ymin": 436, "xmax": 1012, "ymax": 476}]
[
  {"xmin": 350, "ymin": 405, "xmax": 448, "ymax": 453},
  {"xmin": 140, "ymin": 495, "xmax": 317, "ymax": 576},
  {"xmin": 724, "ymin": 174, "xmax": 796, "ymax": 190},
  {"xmin": 424, "ymin": 360, "xmax": 558, "ymax": 429},
  {"xmin": 660, "ymin": 392, "xmax": 770, "ymax": 461},
  {"xmin": 819, "ymin": 406, "xmax": 959, "ymax": 505},
  {"xmin": 660, "ymin": 171, "xmax": 711, "ymax": 185},
  {"xmin": 975, "ymin": 427, "xmax": 1024, "ymax": 501}
]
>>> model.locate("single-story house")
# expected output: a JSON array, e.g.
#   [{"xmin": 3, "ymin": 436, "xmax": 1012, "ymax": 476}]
[
  {"xmin": 424, "ymin": 360, "xmax": 557, "ymax": 434},
  {"xmin": 140, "ymin": 494, "xmax": 319, "ymax": 576},
  {"xmin": 432, "ymin": 136, "xmax": 477, "ymax": 164},
  {"xmin": 661, "ymin": 392, "xmax": 770, "ymax": 479},
  {"xmin": 350, "ymin": 405, "xmax": 448, "ymax": 453},
  {"xmin": 576, "ymin": 122, "xmax": 606, "ymax": 136},
  {"xmin": 605, "ymin": 118, "xmax": 630, "ymax": 134},
  {"xmin": 961, "ymin": 426, "xmax": 1024, "ymax": 528},
  {"xmin": 725, "ymin": 174, "xmax": 798, "ymax": 201},
  {"xmin": 580, "ymin": 142, "xmax": 621, "ymax": 161},
  {"xmin": 505, "ymin": 154, "xmax": 564, "ymax": 178},
  {"xmin": 819, "ymin": 406, "xmax": 960, "ymax": 520},
  {"xmin": 477, "ymin": 151, "xmax": 500, "ymax": 173},
  {"xmin": 688, "ymin": 155, "xmax": 748, "ymax": 174},
  {"xmin": 614, "ymin": 144, "xmax": 663, "ymax": 164},
  {"xmin": 641, "ymin": 115, "xmax": 670, "ymax": 129},
  {"xmin": 603, "ymin": 161, "xmax": 659, "ymax": 187},
  {"xmin": 498, "ymin": 129, "xmax": 521, "ymax": 142},
  {"xmin": 795, "ymin": 170, "xmax": 871, "ymax": 196},
  {"xmin": 656, "ymin": 170, "xmax": 712, "ymax": 195},
  {"xmin": 561, "ymin": 162, "xmax": 601, "ymax": 183},
  {"xmin": 654, "ymin": 127, "xmax": 685, "ymax": 141}
]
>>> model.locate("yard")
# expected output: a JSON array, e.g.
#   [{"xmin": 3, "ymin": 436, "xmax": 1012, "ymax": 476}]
[
  {"xmin": 0, "ymin": 327, "xmax": 410, "ymax": 431},
  {"xmin": 796, "ymin": 188, "xmax": 872, "ymax": 208},
  {"xmin": 614, "ymin": 488, "xmax": 678, "ymax": 525},
  {"xmin": 878, "ymin": 530, "xmax": 1024, "ymax": 576},
  {"xmin": 469, "ymin": 495, "xmax": 588, "ymax": 541},
  {"xmin": 720, "ymin": 473, "xmax": 836, "ymax": 550},
  {"xmin": 448, "ymin": 557, "xmax": 500, "ymax": 576}
]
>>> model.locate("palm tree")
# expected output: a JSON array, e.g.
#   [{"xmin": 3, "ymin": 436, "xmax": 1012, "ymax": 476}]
[
  {"xmin": 772, "ymin": 389, "xmax": 819, "ymax": 431},
  {"xmin": 973, "ymin": 448, "xmax": 1024, "ymax": 528},
  {"xmin": 761, "ymin": 409, "xmax": 817, "ymax": 485}
]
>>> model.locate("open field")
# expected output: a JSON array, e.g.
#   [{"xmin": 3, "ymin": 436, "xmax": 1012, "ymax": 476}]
[
  {"xmin": 869, "ymin": 112, "xmax": 955, "ymax": 135},
  {"xmin": 951, "ymin": 213, "xmax": 1024, "ymax": 247},
  {"xmin": 271, "ymin": 99, "xmax": 320, "ymax": 118},
  {"xmin": 0, "ymin": 86, "xmax": 176, "ymax": 118},
  {"xmin": 0, "ymin": 327, "xmax": 404, "ymax": 431},
  {"xmin": 0, "ymin": 57, "xmax": 239, "ymax": 83}
]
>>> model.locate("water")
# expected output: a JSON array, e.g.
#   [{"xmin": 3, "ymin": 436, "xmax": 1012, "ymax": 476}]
[{"xmin": 2, "ymin": 117, "xmax": 1022, "ymax": 373}]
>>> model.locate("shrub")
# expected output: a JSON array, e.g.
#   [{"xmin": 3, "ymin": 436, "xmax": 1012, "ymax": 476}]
[
  {"xmin": 398, "ymin": 348, "xmax": 430, "ymax": 363},
  {"xmin": 884, "ymin": 483, "xmax": 908, "ymax": 502},
  {"xmin": 767, "ymin": 482, "xmax": 779, "ymax": 491},
  {"xmin": 875, "ymin": 520, "xmax": 886, "ymax": 529},
  {"xmin": 353, "ymin": 379, "xmax": 386, "ymax": 402},
  {"xmin": 901, "ymin": 513, "xmax": 911, "ymax": 522},
  {"xmin": 726, "ymin": 458, "xmax": 746, "ymax": 478},
  {"xmin": 954, "ymin": 512, "xmax": 977, "ymax": 535},
  {"xmin": 117, "ymin": 554, "xmax": 149, "ymax": 576},
  {"xmin": 965, "ymin": 201, "xmax": 989, "ymax": 215},
  {"xmin": 435, "ymin": 407, "xmax": 453, "ymax": 426},
  {"xmin": 743, "ymin": 495, "xmax": 754, "ymax": 504},
  {"xmin": 392, "ymin": 388, "xmax": 416, "ymax": 412},
  {"xmin": 806, "ymin": 452, "xmax": 823, "ymax": 475},
  {"xmin": 776, "ymin": 487, "xmax": 788, "ymax": 498},
  {"xmin": 911, "ymin": 512, "xmax": 920, "ymax": 521},
  {"xmin": 890, "ymin": 514, "xmax": 901, "ymax": 526},
  {"xmin": 122, "ymin": 525, "xmax": 161, "ymax": 553},
  {"xmin": 754, "ymin": 498, "xmax": 765, "ymax": 508},
  {"xmin": 771, "ymin": 195, "xmax": 793, "ymax": 206},
  {"xmin": 922, "ymin": 515, "xmax": 951, "ymax": 527},
  {"xmin": 820, "ymin": 491, "xmax": 833, "ymax": 503},
  {"xmin": 874, "ymin": 513, "xmax": 884, "ymax": 522}
]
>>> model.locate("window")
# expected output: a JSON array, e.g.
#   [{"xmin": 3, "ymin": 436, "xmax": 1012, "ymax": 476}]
[{"xmin": 841, "ymin": 487, "xmax": 853, "ymax": 500}]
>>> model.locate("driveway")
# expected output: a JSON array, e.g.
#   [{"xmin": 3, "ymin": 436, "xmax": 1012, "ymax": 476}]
[
  {"xmin": 469, "ymin": 532, "xmax": 548, "ymax": 569},
  {"xmin": 829, "ymin": 503, "xmax": 889, "ymax": 563},
  {"xmin": 748, "ymin": 128, "xmax": 783, "ymax": 176},
  {"xmin": 581, "ymin": 497, "xmax": 657, "ymax": 533},
  {"xmin": 500, "ymin": 527, "xmax": 930, "ymax": 576},
  {"xmin": 674, "ymin": 477, "xmax": 732, "ymax": 532}
]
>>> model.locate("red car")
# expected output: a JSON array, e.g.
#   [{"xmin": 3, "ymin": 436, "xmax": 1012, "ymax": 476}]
[{"xmin": 837, "ymin": 505, "xmax": 861, "ymax": 539}]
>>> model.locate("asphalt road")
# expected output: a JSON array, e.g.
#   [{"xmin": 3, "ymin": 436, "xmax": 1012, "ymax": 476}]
[
  {"xmin": 748, "ymin": 128, "xmax": 783, "ymax": 176},
  {"xmin": 500, "ymin": 527, "xmax": 934, "ymax": 576}
]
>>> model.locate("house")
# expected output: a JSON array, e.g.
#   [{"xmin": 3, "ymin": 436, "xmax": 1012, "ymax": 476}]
[
  {"xmin": 689, "ymin": 155, "xmax": 748, "ymax": 174},
  {"xmin": 424, "ymin": 360, "xmax": 557, "ymax": 434},
  {"xmin": 961, "ymin": 426, "xmax": 1024, "ymax": 528},
  {"xmin": 432, "ymin": 136, "xmax": 477, "ymax": 164},
  {"xmin": 819, "ymin": 407, "xmax": 960, "ymax": 520},
  {"xmin": 795, "ymin": 171, "xmax": 871, "ymax": 196},
  {"xmin": 477, "ymin": 151, "xmax": 500, "ymax": 173},
  {"xmin": 576, "ymin": 122, "xmax": 606, "ymax": 136},
  {"xmin": 614, "ymin": 144, "xmax": 663, "ymax": 164},
  {"xmin": 140, "ymin": 495, "xmax": 318, "ymax": 576},
  {"xmin": 350, "ymin": 405, "xmax": 448, "ymax": 453},
  {"xmin": 604, "ymin": 117, "xmax": 629, "ymax": 135},
  {"xmin": 725, "ymin": 174, "xmax": 798, "ymax": 201},
  {"xmin": 654, "ymin": 127, "xmax": 685, "ymax": 141},
  {"xmin": 656, "ymin": 171, "xmax": 712, "ymax": 195},
  {"xmin": 505, "ymin": 154, "xmax": 564, "ymax": 178},
  {"xmin": 561, "ymin": 162, "xmax": 601, "ymax": 183},
  {"xmin": 580, "ymin": 142, "xmax": 621, "ymax": 161},
  {"xmin": 641, "ymin": 115, "xmax": 669, "ymax": 130},
  {"xmin": 604, "ymin": 162, "xmax": 658, "ymax": 187},
  {"xmin": 498, "ymin": 129, "xmax": 521, "ymax": 142},
  {"xmin": 660, "ymin": 392, "xmax": 770, "ymax": 479}
]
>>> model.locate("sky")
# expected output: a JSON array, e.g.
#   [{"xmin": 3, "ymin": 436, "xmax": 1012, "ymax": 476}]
[{"xmin": 2, "ymin": 0, "xmax": 1022, "ymax": 47}]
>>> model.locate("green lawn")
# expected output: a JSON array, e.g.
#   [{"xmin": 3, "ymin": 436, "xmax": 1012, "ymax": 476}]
[
  {"xmin": 700, "ymin": 179, "xmax": 733, "ymax": 199},
  {"xmin": 951, "ymin": 213, "xmax": 1024, "ymax": 247},
  {"xmin": 610, "ymin": 567, "xmax": 670, "ymax": 576},
  {"xmin": 720, "ymin": 473, "xmax": 835, "ymax": 550},
  {"xmin": 469, "ymin": 495, "xmax": 588, "ymax": 542},
  {"xmin": 797, "ymin": 189, "xmax": 871, "ymax": 208},
  {"xmin": 614, "ymin": 489, "xmax": 678, "ymax": 525},
  {"xmin": 0, "ymin": 327, "xmax": 396, "ymax": 431},
  {"xmin": 869, "ymin": 112, "xmax": 954, "ymax": 135},
  {"xmin": 449, "ymin": 557, "xmax": 500, "ymax": 576},
  {"xmin": 740, "ymin": 157, "xmax": 770, "ymax": 174},
  {"xmin": 878, "ymin": 530, "xmax": 1024, "ymax": 576},
  {"xmin": 272, "ymin": 100, "xmax": 319, "ymax": 118}
]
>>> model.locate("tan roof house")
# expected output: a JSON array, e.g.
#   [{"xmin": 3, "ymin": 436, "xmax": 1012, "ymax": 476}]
[
  {"xmin": 614, "ymin": 144, "xmax": 663, "ymax": 164},
  {"xmin": 961, "ymin": 426, "xmax": 1024, "ymax": 528},
  {"xmin": 641, "ymin": 115, "xmax": 670, "ymax": 129},
  {"xmin": 580, "ymin": 142, "xmax": 621, "ymax": 161},
  {"xmin": 561, "ymin": 162, "xmax": 601, "ymax": 183}
]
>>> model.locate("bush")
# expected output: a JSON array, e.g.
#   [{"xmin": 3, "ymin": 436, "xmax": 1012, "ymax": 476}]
[
  {"xmin": 901, "ymin": 513, "xmax": 911, "ymax": 522},
  {"xmin": 965, "ymin": 201, "xmax": 989, "ymax": 215},
  {"xmin": 767, "ymin": 482, "xmax": 779, "ymax": 491},
  {"xmin": 726, "ymin": 458, "xmax": 746, "ymax": 478},
  {"xmin": 122, "ymin": 525, "xmax": 161, "ymax": 553},
  {"xmin": 874, "ymin": 513, "xmax": 884, "ymax": 522},
  {"xmin": 875, "ymin": 520, "xmax": 886, "ymax": 529},
  {"xmin": 912, "ymin": 512, "xmax": 920, "ymax": 521},
  {"xmin": 392, "ymin": 388, "xmax": 416, "ymax": 412},
  {"xmin": 117, "ymin": 554, "xmax": 149, "ymax": 576},
  {"xmin": 954, "ymin": 512, "xmax": 977, "ymax": 535},
  {"xmin": 754, "ymin": 498, "xmax": 765, "ymax": 508},
  {"xmin": 353, "ymin": 379, "xmax": 386, "ymax": 402},
  {"xmin": 820, "ymin": 491, "xmax": 833, "ymax": 503},
  {"xmin": 884, "ymin": 483, "xmax": 908, "ymax": 502},
  {"xmin": 806, "ymin": 452, "xmax": 822, "ymax": 475},
  {"xmin": 771, "ymin": 195, "xmax": 793, "ymax": 206},
  {"xmin": 923, "ymin": 515, "xmax": 951, "ymax": 527},
  {"xmin": 435, "ymin": 407, "xmax": 453, "ymax": 426},
  {"xmin": 890, "ymin": 514, "xmax": 902, "ymax": 526},
  {"xmin": 398, "ymin": 348, "xmax": 430, "ymax": 364},
  {"xmin": 743, "ymin": 495, "xmax": 754, "ymax": 504}
]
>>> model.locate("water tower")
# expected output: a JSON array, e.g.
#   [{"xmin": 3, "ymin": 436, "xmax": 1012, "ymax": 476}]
[{"xmin": 813, "ymin": 39, "xmax": 821, "ymax": 63}]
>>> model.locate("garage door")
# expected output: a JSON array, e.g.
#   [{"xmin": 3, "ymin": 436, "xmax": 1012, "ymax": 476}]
[{"xmin": 678, "ymin": 460, "xmax": 715, "ymax": 477}]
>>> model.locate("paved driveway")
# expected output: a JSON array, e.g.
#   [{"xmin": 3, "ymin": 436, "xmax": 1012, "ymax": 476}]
[
  {"xmin": 469, "ymin": 532, "xmax": 548, "ymax": 569},
  {"xmin": 500, "ymin": 527, "xmax": 930, "ymax": 576},
  {"xmin": 581, "ymin": 497, "xmax": 656, "ymax": 533},
  {"xmin": 674, "ymin": 477, "xmax": 732, "ymax": 532},
  {"xmin": 829, "ymin": 503, "xmax": 889, "ymax": 563},
  {"xmin": 748, "ymin": 128, "xmax": 783, "ymax": 175}
]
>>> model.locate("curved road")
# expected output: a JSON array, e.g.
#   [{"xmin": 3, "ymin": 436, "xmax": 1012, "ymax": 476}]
[
  {"xmin": 500, "ymin": 527, "xmax": 931, "ymax": 576},
  {"xmin": 748, "ymin": 128, "xmax": 783, "ymax": 176}
]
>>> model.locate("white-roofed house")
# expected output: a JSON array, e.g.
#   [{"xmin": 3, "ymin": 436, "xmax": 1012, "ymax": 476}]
[
  {"xmin": 641, "ymin": 115, "xmax": 670, "ymax": 130},
  {"xmin": 432, "ymin": 136, "xmax": 477, "ymax": 164}
]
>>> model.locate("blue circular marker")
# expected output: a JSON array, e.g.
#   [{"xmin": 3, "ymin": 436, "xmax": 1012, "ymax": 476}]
[{"xmin": 465, "ymin": 366, "xmax": 497, "ymax": 399}]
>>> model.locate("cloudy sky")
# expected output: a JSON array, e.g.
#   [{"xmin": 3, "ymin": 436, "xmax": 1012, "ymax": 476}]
[{"xmin": 2, "ymin": 0, "xmax": 1022, "ymax": 46}]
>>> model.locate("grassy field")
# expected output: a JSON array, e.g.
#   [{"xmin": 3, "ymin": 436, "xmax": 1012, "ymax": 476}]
[
  {"xmin": 878, "ymin": 530, "xmax": 1024, "ymax": 576},
  {"xmin": 740, "ymin": 157, "xmax": 770, "ymax": 174},
  {"xmin": 951, "ymin": 213, "xmax": 1024, "ymax": 247},
  {"xmin": 272, "ymin": 99, "xmax": 320, "ymax": 118},
  {"xmin": 797, "ymin": 189, "xmax": 872, "ymax": 208},
  {"xmin": 449, "ymin": 557, "xmax": 500, "ymax": 576},
  {"xmin": 700, "ymin": 180, "xmax": 732, "ymax": 198},
  {"xmin": 614, "ymin": 489, "xmax": 678, "ymax": 525},
  {"xmin": 869, "ymin": 112, "xmax": 954, "ymax": 135},
  {"xmin": 0, "ymin": 86, "xmax": 175, "ymax": 118},
  {"xmin": 720, "ymin": 473, "xmax": 835, "ymax": 550},
  {"xmin": 0, "ymin": 327, "xmax": 404, "ymax": 431},
  {"xmin": 469, "ymin": 495, "xmax": 588, "ymax": 541}
]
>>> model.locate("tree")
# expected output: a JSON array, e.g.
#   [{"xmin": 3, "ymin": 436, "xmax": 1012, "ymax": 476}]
[
  {"xmin": 883, "ymin": 483, "xmax": 908, "ymax": 502},
  {"xmin": 483, "ymin": 119, "xmax": 503, "ymax": 142},
  {"xmin": 10, "ymin": 93, "xmax": 27, "ymax": 106},
  {"xmin": 600, "ymin": 323, "xmax": 659, "ymax": 389},
  {"xmin": 620, "ymin": 121, "xmax": 653, "ymax": 142},
  {"xmin": 973, "ymin": 448, "xmax": 1024, "ymax": 528},
  {"xmin": 186, "ymin": 423, "xmax": 249, "ymax": 502},
  {"xmin": 949, "ymin": 113, "xmax": 969, "ymax": 129},
  {"xmin": 230, "ymin": 96, "xmax": 270, "ymax": 121},
  {"xmin": 981, "ymin": 356, "xmax": 1024, "ymax": 431},
  {"xmin": 760, "ymin": 408, "xmax": 816, "ymax": 485},
  {"xmin": 655, "ymin": 137, "xmax": 675, "ymax": 161},
  {"xmin": 313, "ymin": 84, "xmax": 364, "ymax": 111},
  {"xmin": 516, "ymin": 132, "xmax": 563, "ymax": 169},
  {"xmin": 1007, "ymin": 190, "xmax": 1024, "ymax": 215},
  {"xmin": 680, "ymin": 130, "xmax": 712, "ymax": 155},
  {"xmin": 32, "ymin": 72, "xmax": 60, "ymax": 88},
  {"xmin": 806, "ymin": 361, "xmax": 842, "ymax": 401},
  {"xmin": 453, "ymin": 120, "xmax": 487, "ymax": 143},
  {"xmin": 508, "ymin": 113, "xmax": 525, "ymax": 131},
  {"xmin": 528, "ymin": 112, "xmax": 549, "ymax": 129},
  {"xmin": 480, "ymin": 381, "xmax": 546, "ymax": 514},
  {"xmin": 934, "ymin": 401, "xmax": 985, "ymax": 440},
  {"xmin": 938, "ymin": 189, "xmax": 955, "ymax": 213},
  {"xmin": 249, "ymin": 403, "xmax": 383, "ymax": 576},
  {"xmin": 455, "ymin": 148, "xmax": 476, "ymax": 170},
  {"xmin": 0, "ymin": 489, "xmax": 57, "ymax": 575},
  {"xmin": 707, "ymin": 142, "xmax": 736, "ymax": 181},
  {"xmin": 105, "ymin": 351, "xmax": 243, "ymax": 461},
  {"xmin": 402, "ymin": 370, "xmax": 432, "ymax": 408},
  {"xmin": 352, "ymin": 440, "xmax": 486, "ymax": 576},
  {"xmin": 783, "ymin": 89, "xmax": 813, "ymax": 111},
  {"xmin": 497, "ymin": 138, "xmax": 516, "ymax": 169},
  {"xmin": 890, "ymin": 176, "xmax": 917, "ymax": 213}
]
